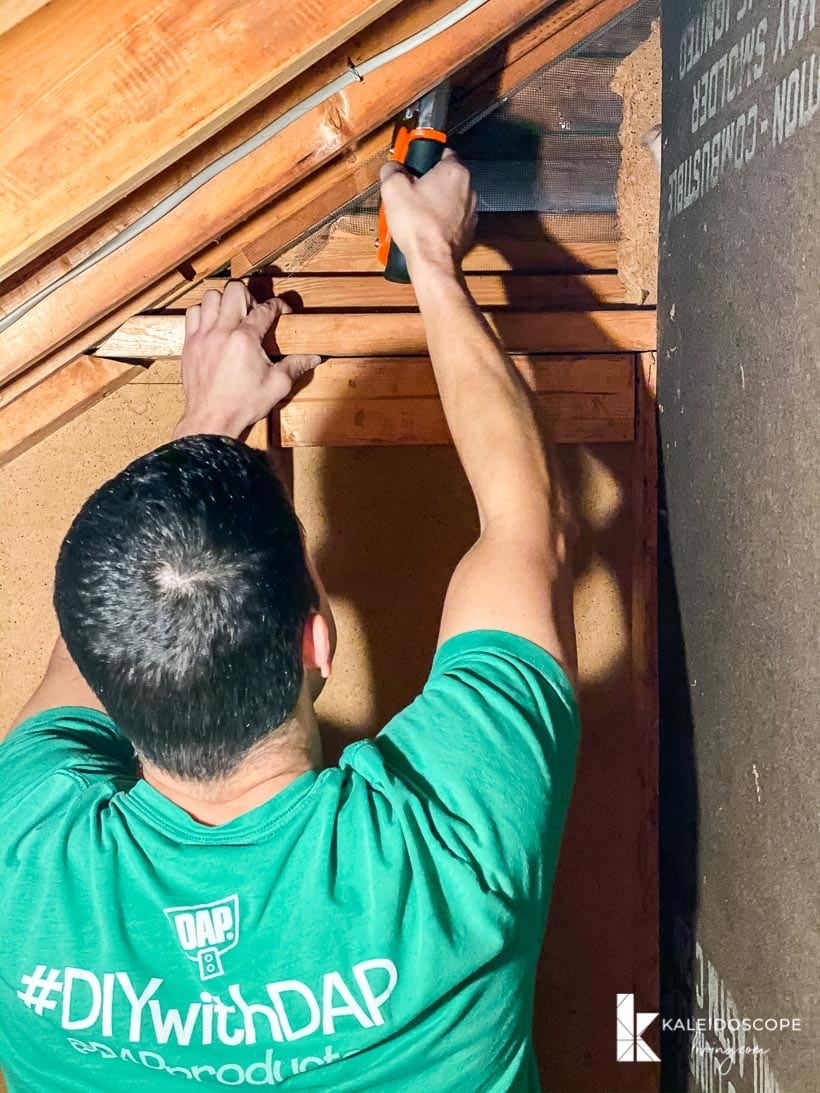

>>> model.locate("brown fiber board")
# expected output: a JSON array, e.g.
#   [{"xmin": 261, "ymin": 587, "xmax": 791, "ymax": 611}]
[{"xmin": 611, "ymin": 19, "xmax": 661, "ymax": 305}]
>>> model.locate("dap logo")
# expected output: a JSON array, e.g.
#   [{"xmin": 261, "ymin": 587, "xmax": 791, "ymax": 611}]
[
  {"xmin": 164, "ymin": 894, "xmax": 240, "ymax": 981},
  {"xmin": 616, "ymin": 993, "xmax": 660, "ymax": 1063}
]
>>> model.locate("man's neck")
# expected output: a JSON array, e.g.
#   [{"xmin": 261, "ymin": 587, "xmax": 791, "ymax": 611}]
[{"xmin": 141, "ymin": 690, "xmax": 322, "ymax": 827}]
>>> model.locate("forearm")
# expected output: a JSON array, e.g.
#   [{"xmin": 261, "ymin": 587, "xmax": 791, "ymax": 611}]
[
  {"xmin": 410, "ymin": 256, "xmax": 563, "ymax": 536},
  {"xmin": 11, "ymin": 637, "xmax": 104, "ymax": 730}
]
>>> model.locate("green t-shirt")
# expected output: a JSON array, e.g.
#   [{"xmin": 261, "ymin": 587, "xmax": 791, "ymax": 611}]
[{"xmin": 0, "ymin": 630, "xmax": 578, "ymax": 1092}]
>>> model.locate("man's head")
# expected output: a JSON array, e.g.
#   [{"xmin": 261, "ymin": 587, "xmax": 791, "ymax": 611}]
[{"xmin": 54, "ymin": 435, "xmax": 332, "ymax": 781}]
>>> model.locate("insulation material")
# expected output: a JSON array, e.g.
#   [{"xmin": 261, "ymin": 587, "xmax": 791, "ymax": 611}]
[{"xmin": 611, "ymin": 19, "xmax": 662, "ymax": 305}]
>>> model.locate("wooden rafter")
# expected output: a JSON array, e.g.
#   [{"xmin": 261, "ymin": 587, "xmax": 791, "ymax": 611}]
[
  {"xmin": 0, "ymin": 0, "xmax": 648, "ymax": 463},
  {"xmin": 0, "ymin": 0, "xmax": 562, "ymax": 388},
  {"xmin": 0, "ymin": 0, "xmax": 403, "ymax": 279}
]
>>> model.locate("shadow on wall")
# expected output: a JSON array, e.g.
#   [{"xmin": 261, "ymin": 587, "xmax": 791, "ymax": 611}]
[
  {"xmin": 297, "ymin": 436, "xmax": 650, "ymax": 1093},
  {"xmin": 657, "ymin": 448, "xmax": 699, "ymax": 1093},
  {"xmin": 281, "ymin": 198, "xmax": 660, "ymax": 1091}
]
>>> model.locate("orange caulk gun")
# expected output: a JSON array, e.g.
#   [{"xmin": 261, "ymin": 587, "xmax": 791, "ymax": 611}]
[{"xmin": 377, "ymin": 81, "xmax": 451, "ymax": 284}]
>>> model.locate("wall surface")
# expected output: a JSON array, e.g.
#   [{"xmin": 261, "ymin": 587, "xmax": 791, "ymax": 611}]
[
  {"xmin": 0, "ymin": 368, "xmax": 653, "ymax": 1091},
  {"xmin": 658, "ymin": 1, "xmax": 819, "ymax": 1090}
]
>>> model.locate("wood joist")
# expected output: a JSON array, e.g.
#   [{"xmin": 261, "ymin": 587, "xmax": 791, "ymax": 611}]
[{"xmin": 0, "ymin": 0, "xmax": 647, "ymax": 464}]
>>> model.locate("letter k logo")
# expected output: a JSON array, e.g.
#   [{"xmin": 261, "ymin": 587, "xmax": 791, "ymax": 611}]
[{"xmin": 616, "ymin": 992, "xmax": 660, "ymax": 1062}]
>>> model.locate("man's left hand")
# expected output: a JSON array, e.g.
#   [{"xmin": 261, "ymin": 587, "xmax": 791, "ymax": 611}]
[{"xmin": 173, "ymin": 281, "xmax": 321, "ymax": 440}]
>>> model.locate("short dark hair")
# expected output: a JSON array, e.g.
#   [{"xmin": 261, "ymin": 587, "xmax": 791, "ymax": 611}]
[{"xmin": 54, "ymin": 435, "xmax": 318, "ymax": 780}]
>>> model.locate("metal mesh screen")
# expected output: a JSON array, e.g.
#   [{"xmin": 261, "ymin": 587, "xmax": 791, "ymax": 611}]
[{"xmin": 263, "ymin": 0, "xmax": 659, "ymax": 272}]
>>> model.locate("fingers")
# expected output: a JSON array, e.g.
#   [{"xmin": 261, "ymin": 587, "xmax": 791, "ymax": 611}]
[
  {"xmin": 199, "ymin": 289, "xmax": 223, "ymax": 332},
  {"xmin": 216, "ymin": 280, "xmax": 252, "ymax": 328},
  {"xmin": 379, "ymin": 161, "xmax": 414, "ymax": 209},
  {"xmin": 184, "ymin": 305, "xmax": 201, "ymax": 338},
  {"xmin": 264, "ymin": 355, "xmax": 322, "ymax": 406},
  {"xmin": 242, "ymin": 297, "xmax": 292, "ymax": 340},
  {"xmin": 380, "ymin": 161, "xmax": 410, "ymax": 185},
  {"xmin": 277, "ymin": 354, "xmax": 322, "ymax": 381}
]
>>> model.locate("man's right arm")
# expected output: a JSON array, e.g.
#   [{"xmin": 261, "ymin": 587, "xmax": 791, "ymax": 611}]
[{"xmin": 379, "ymin": 154, "xmax": 577, "ymax": 687}]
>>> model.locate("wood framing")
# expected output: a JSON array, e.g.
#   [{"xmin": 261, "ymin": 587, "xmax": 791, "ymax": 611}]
[
  {"xmin": 244, "ymin": 214, "xmax": 620, "ymax": 277},
  {"xmin": 165, "ymin": 272, "xmax": 630, "ymax": 310},
  {"xmin": 0, "ymin": 0, "xmax": 403, "ymax": 278},
  {"xmin": 0, "ymin": 0, "xmax": 560, "ymax": 387},
  {"xmin": 0, "ymin": 0, "xmax": 648, "ymax": 462},
  {"xmin": 0, "ymin": 355, "xmax": 142, "ymax": 465},
  {"xmin": 277, "ymin": 352, "xmax": 634, "ymax": 445},
  {"xmin": 95, "ymin": 310, "xmax": 657, "ymax": 359},
  {"xmin": 631, "ymin": 349, "xmax": 660, "ymax": 1018}
]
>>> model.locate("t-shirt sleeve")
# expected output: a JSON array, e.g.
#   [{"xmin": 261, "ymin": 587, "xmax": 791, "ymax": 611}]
[
  {"xmin": 364, "ymin": 630, "xmax": 580, "ymax": 909},
  {"xmin": 0, "ymin": 707, "xmax": 136, "ymax": 824}
]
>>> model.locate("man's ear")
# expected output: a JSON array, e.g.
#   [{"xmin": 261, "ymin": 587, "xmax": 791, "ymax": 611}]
[{"xmin": 302, "ymin": 612, "xmax": 332, "ymax": 680}]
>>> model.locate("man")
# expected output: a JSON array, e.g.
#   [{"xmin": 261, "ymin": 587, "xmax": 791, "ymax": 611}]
[{"xmin": 0, "ymin": 153, "xmax": 578, "ymax": 1091}]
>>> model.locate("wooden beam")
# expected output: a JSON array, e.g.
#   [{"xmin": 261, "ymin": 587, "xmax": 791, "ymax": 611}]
[
  {"xmin": 0, "ymin": 355, "xmax": 142, "ymax": 466},
  {"xmin": 0, "ymin": 0, "xmax": 402, "ymax": 279},
  {"xmin": 290, "ymin": 352, "xmax": 633, "ymax": 398},
  {"xmin": 0, "ymin": 0, "xmax": 562, "ymax": 387},
  {"xmin": 270, "ymin": 223, "xmax": 620, "ymax": 275},
  {"xmin": 280, "ymin": 397, "xmax": 632, "ymax": 446},
  {"xmin": 277, "ymin": 352, "xmax": 634, "ymax": 445},
  {"xmin": 165, "ymin": 272, "xmax": 629, "ymax": 310},
  {"xmin": 96, "ymin": 310, "xmax": 657, "ymax": 359}
]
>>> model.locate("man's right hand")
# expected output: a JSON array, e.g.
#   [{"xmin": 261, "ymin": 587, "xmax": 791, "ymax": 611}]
[{"xmin": 379, "ymin": 150, "xmax": 478, "ymax": 276}]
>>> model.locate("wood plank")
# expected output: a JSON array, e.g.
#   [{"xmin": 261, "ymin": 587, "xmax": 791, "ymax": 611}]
[
  {"xmin": 0, "ymin": 0, "xmax": 402, "ymax": 279},
  {"xmin": 0, "ymin": 0, "xmax": 51, "ymax": 36},
  {"xmin": 166, "ymin": 273, "xmax": 629, "ymax": 310},
  {"xmin": 229, "ymin": 127, "xmax": 392, "ymax": 278},
  {"xmin": 0, "ymin": 0, "xmax": 559, "ymax": 386},
  {"xmin": 96, "ymin": 310, "xmax": 657, "ymax": 359},
  {"xmin": 262, "ymin": 212, "xmax": 619, "ymax": 277},
  {"xmin": 631, "ymin": 350, "xmax": 659, "ymax": 1023},
  {"xmin": 271, "ymin": 234, "xmax": 620, "ymax": 274},
  {"xmin": 0, "ymin": 355, "xmax": 142, "ymax": 465},
  {"xmin": 279, "ymin": 396, "xmax": 633, "ymax": 446},
  {"xmin": 287, "ymin": 354, "xmax": 633, "ymax": 400}
]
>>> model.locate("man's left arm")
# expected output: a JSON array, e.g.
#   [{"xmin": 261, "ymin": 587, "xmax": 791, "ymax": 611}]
[{"xmin": 9, "ymin": 283, "xmax": 318, "ymax": 735}]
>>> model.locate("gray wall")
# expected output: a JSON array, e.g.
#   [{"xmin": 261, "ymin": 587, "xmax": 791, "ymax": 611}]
[{"xmin": 658, "ymin": 1, "xmax": 819, "ymax": 1090}]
